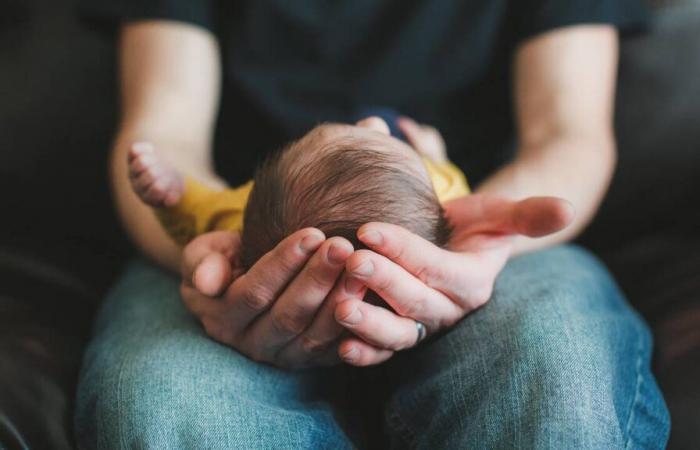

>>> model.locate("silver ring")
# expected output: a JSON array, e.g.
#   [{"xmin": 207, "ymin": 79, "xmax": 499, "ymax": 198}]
[{"xmin": 414, "ymin": 320, "xmax": 428, "ymax": 346}]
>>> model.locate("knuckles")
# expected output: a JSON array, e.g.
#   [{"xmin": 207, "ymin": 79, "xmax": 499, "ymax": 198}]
[
  {"xmin": 304, "ymin": 260, "xmax": 332, "ymax": 288},
  {"xmin": 385, "ymin": 238, "xmax": 406, "ymax": 262},
  {"xmin": 454, "ymin": 281, "xmax": 493, "ymax": 312},
  {"xmin": 398, "ymin": 298, "xmax": 425, "ymax": 320},
  {"xmin": 270, "ymin": 311, "xmax": 307, "ymax": 336},
  {"xmin": 300, "ymin": 335, "xmax": 330, "ymax": 354},
  {"xmin": 241, "ymin": 283, "xmax": 275, "ymax": 311},
  {"xmin": 346, "ymin": 250, "xmax": 377, "ymax": 278},
  {"xmin": 374, "ymin": 275, "xmax": 395, "ymax": 295},
  {"xmin": 200, "ymin": 316, "xmax": 229, "ymax": 345},
  {"xmin": 273, "ymin": 243, "xmax": 303, "ymax": 273},
  {"xmin": 469, "ymin": 285, "xmax": 493, "ymax": 309}
]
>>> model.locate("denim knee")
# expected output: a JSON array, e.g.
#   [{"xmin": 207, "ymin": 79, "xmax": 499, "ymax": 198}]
[
  {"xmin": 484, "ymin": 246, "xmax": 669, "ymax": 447},
  {"xmin": 77, "ymin": 330, "xmax": 231, "ymax": 448},
  {"xmin": 382, "ymin": 246, "xmax": 669, "ymax": 449},
  {"xmin": 75, "ymin": 260, "xmax": 354, "ymax": 449},
  {"xmin": 77, "ymin": 318, "xmax": 354, "ymax": 449}
]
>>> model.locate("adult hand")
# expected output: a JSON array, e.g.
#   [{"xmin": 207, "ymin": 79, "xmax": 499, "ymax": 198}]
[
  {"xmin": 334, "ymin": 194, "xmax": 574, "ymax": 366},
  {"xmin": 180, "ymin": 228, "xmax": 366, "ymax": 369}
]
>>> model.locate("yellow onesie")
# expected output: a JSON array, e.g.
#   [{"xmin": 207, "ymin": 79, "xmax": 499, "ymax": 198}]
[{"xmin": 155, "ymin": 158, "xmax": 469, "ymax": 246}]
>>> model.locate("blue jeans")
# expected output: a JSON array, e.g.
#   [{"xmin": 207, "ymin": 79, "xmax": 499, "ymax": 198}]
[{"xmin": 75, "ymin": 245, "xmax": 669, "ymax": 449}]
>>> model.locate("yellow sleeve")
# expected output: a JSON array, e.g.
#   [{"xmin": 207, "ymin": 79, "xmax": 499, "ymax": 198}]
[
  {"xmin": 154, "ymin": 177, "xmax": 253, "ymax": 246},
  {"xmin": 423, "ymin": 158, "xmax": 470, "ymax": 203}
]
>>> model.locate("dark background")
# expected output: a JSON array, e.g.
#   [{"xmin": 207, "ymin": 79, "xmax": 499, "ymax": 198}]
[{"xmin": 0, "ymin": 0, "xmax": 698, "ymax": 448}]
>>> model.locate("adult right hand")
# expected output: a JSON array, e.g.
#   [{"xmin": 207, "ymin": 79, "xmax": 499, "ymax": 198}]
[{"xmin": 179, "ymin": 228, "xmax": 366, "ymax": 370}]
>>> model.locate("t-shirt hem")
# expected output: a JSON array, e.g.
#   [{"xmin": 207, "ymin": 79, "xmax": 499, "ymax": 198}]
[
  {"xmin": 517, "ymin": 10, "xmax": 651, "ymax": 45},
  {"xmin": 76, "ymin": 3, "xmax": 214, "ymax": 35}
]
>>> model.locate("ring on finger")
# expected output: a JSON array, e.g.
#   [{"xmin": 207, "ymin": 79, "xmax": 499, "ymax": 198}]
[{"xmin": 414, "ymin": 320, "xmax": 428, "ymax": 347}]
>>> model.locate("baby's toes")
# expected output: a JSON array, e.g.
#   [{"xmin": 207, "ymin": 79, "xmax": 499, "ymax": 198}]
[
  {"xmin": 127, "ymin": 143, "xmax": 184, "ymax": 207},
  {"xmin": 128, "ymin": 145, "xmax": 156, "ymax": 174},
  {"xmin": 138, "ymin": 163, "xmax": 184, "ymax": 207},
  {"xmin": 129, "ymin": 155, "xmax": 155, "ymax": 187},
  {"xmin": 128, "ymin": 155, "xmax": 156, "ymax": 189},
  {"xmin": 130, "ymin": 163, "xmax": 168, "ymax": 208},
  {"xmin": 142, "ymin": 176, "xmax": 171, "ymax": 206}
]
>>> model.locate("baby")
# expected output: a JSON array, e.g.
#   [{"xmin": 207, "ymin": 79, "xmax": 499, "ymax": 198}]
[{"xmin": 128, "ymin": 117, "xmax": 469, "ymax": 270}]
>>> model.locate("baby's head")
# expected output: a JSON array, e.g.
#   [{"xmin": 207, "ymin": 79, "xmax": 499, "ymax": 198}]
[{"xmin": 239, "ymin": 120, "xmax": 450, "ymax": 269}]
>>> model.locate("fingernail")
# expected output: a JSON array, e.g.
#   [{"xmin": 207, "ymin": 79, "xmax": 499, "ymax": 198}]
[
  {"xmin": 300, "ymin": 234, "xmax": 324, "ymax": 253},
  {"xmin": 327, "ymin": 243, "xmax": 349, "ymax": 265},
  {"xmin": 350, "ymin": 259, "xmax": 374, "ymax": 277},
  {"xmin": 341, "ymin": 346, "xmax": 358, "ymax": 363},
  {"xmin": 340, "ymin": 306, "xmax": 363, "ymax": 325},
  {"xmin": 345, "ymin": 276, "xmax": 364, "ymax": 294},
  {"xmin": 359, "ymin": 230, "xmax": 383, "ymax": 247}
]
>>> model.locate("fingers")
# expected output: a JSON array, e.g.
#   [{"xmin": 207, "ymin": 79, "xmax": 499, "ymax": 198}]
[
  {"xmin": 179, "ymin": 232, "xmax": 243, "ymax": 343},
  {"xmin": 335, "ymin": 297, "xmax": 420, "ymax": 351},
  {"xmin": 180, "ymin": 231, "xmax": 241, "ymax": 291},
  {"xmin": 338, "ymin": 337, "xmax": 394, "ymax": 367},
  {"xmin": 355, "ymin": 222, "xmax": 504, "ymax": 313},
  {"xmin": 356, "ymin": 222, "xmax": 458, "ymax": 287},
  {"xmin": 345, "ymin": 249, "xmax": 463, "ymax": 331},
  {"xmin": 193, "ymin": 252, "xmax": 232, "ymax": 297},
  {"xmin": 221, "ymin": 228, "xmax": 326, "ymax": 333},
  {"xmin": 277, "ymin": 272, "xmax": 367, "ymax": 365},
  {"xmin": 242, "ymin": 236, "xmax": 353, "ymax": 358}
]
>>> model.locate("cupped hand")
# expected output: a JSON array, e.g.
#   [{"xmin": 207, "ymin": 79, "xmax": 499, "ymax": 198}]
[
  {"xmin": 179, "ymin": 229, "xmax": 365, "ymax": 369},
  {"xmin": 334, "ymin": 194, "xmax": 574, "ymax": 366}
]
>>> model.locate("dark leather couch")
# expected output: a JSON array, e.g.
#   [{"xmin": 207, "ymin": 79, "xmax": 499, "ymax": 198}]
[{"xmin": 0, "ymin": 0, "xmax": 698, "ymax": 448}]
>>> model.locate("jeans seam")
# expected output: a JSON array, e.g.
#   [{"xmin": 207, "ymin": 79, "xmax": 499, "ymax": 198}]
[
  {"xmin": 623, "ymin": 325, "xmax": 645, "ymax": 450},
  {"xmin": 385, "ymin": 405, "xmax": 419, "ymax": 449}
]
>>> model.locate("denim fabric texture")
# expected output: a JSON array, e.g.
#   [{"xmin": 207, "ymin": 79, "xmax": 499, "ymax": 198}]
[{"xmin": 75, "ymin": 245, "xmax": 670, "ymax": 449}]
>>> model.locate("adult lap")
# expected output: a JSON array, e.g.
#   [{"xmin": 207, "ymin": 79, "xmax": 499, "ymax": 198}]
[
  {"xmin": 75, "ymin": 260, "xmax": 355, "ymax": 449},
  {"xmin": 75, "ymin": 248, "xmax": 669, "ymax": 449}
]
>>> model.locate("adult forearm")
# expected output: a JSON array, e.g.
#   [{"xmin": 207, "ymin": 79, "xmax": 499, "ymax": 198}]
[
  {"xmin": 476, "ymin": 134, "xmax": 616, "ymax": 254},
  {"xmin": 109, "ymin": 21, "xmax": 223, "ymax": 272}
]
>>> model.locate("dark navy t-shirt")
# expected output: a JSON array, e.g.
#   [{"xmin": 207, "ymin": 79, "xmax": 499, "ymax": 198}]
[{"xmin": 81, "ymin": 0, "xmax": 647, "ymax": 186}]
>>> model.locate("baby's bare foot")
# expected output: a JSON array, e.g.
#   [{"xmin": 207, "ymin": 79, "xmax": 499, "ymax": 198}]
[{"xmin": 128, "ymin": 142, "xmax": 184, "ymax": 207}]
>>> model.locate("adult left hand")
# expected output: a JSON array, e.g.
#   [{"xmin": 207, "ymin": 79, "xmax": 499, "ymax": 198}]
[{"xmin": 334, "ymin": 193, "xmax": 575, "ymax": 366}]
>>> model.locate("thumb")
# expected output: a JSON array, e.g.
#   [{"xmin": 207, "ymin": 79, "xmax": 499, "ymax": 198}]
[
  {"xmin": 180, "ymin": 231, "xmax": 240, "ymax": 295},
  {"xmin": 193, "ymin": 252, "xmax": 233, "ymax": 297},
  {"xmin": 445, "ymin": 194, "xmax": 575, "ymax": 238},
  {"xmin": 513, "ymin": 197, "xmax": 575, "ymax": 237}
]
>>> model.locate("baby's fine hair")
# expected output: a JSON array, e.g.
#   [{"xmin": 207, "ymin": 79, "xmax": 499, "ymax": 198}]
[{"xmin": 239, "ymin": 138, "xmax": 451, "ymax": 269}]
